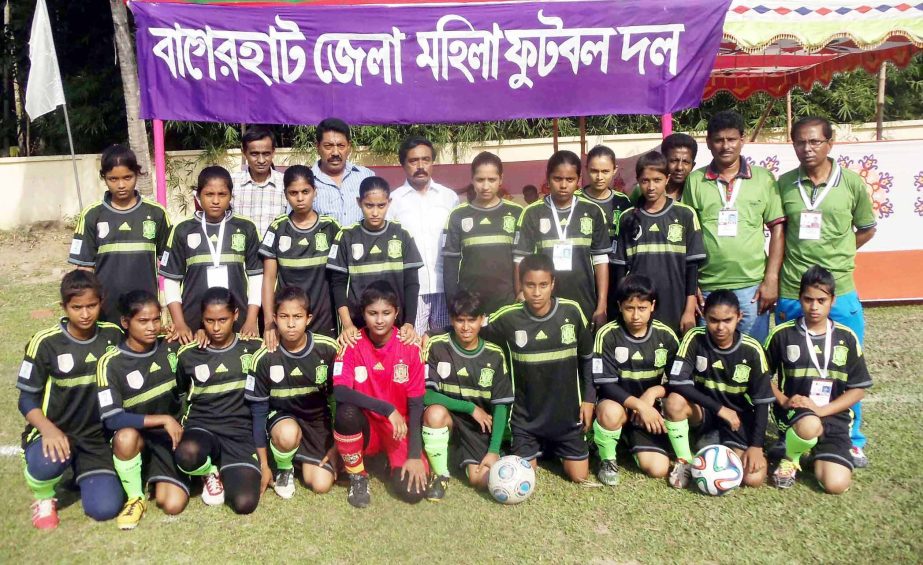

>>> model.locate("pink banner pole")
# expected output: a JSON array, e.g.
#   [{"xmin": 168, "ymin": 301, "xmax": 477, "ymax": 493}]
[
  {"xmin": 661, "ymin": 113, "xmax": 673, "ymax": 138},
  {"xmin": 153, "ymin": 119, "xmax": 167, "ymax": 206}
]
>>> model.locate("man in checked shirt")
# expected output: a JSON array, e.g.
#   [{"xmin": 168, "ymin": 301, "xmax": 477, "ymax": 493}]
[{"xmin": 232, "ymin": 126, "xmax": 288, "ymax": 237}]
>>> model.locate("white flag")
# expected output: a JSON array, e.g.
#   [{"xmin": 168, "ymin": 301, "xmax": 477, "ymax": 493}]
[{"xmin": 25, "ymin": 0, "xmax": 66, "ymax": 120}]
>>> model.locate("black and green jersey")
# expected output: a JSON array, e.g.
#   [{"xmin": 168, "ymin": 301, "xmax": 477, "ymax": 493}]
[
  {"xmin": 442, "ymin": 200, "xmax": 522, "ymax": 314},
  {"xmin": 17, "ymin": 319, "xmax": 122, "ymax": 443},
  {"xmin": 612, "ymin": 199, "xmax": 706, "ymax": 334},
  {"xmin": 245, "ymin": 332, "xmax": 339, "ymax": 422},
  {"xmin": 326, "ymin": 221, "xmax": 423, "ymax": 318},
  {"xmin": 669, "ymin": 327, "xmax": 774, "ymax": 413},
  {"xmin": 592, "ymin": 320, "xmax": 679, "ymax": 399},
  {"xmin": 69, "ymin": 192, "xmax": 170, "ymax": 323},
  {"xmin": 423, "ymin": 333, "xmax": 514, "ymax": 412},
  {"xmin": 577, "ymin": 188, "xmax": 633, "ymax": 240},
  {"xmin": 514, "ymin": 196, "xmax": 611, "ymax": 320},
  {"xmin": 765, "ymin": 320, "xmax": 872, "ymax": 424},
  {"xmin": 484, "ymin": 298, "xmax": 592, "ymax": 436},
  {"xmin": 260, "ymin": 213, "xmax": 340, "ymax": 337},
  {"xmin": 96, "ymin": 338, "xmax": 181, "ymax": 420},
  {"xmin": 159, "ymin": 212, "xmax": 263, "ymax": 332},
  {"xmin": 177, "ymin": 336, "xmax": 262, "ymax": 432}
]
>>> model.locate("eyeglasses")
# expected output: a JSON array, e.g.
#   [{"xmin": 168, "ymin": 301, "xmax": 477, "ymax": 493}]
[{"xmin": 793, "ymin": 139, "xmax": 830, "ymax": 148}]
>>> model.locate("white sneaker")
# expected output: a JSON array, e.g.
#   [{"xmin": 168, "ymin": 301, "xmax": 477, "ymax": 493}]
[
  {"xmin": 273, "ymin": 469, "xmax": 296, "ymax": 499},
  {"xmin": 850, "ymin": 446, "xmax": 869, "ymax": 469},
  {"xmin": 669, "ymin": 460, "xmax": 691, "ymax": 489},
  {"xmin": 202, "ymin": 471, "xmax": 225, "ymax": 506}
]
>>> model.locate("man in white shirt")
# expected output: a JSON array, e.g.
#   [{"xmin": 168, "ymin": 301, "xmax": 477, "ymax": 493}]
[
  {"xmin": 231, "ymin": 126, "xmax": 287, "ymax": 236},
  {"xmin": 387, "ymin": 136, "xmax": 459, "ymax": 334}
]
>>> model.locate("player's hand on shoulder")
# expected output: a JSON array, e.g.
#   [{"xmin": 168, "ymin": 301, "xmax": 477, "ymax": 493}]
[
  {"xmin": 263, "ymin": 327, "xmax": 279, "ymax": 353},
  {"xmin": 398, "ymin": 323, "xmax": 418, "ymax": 346},
  {"xmin": 173, "ymin": 322, "xmax": 195, "ymax": 345},
  {"xmin": 194, "ymin": 329, "xmax": 210, "ymax": 349},
  {"xmin": 240, "ymin": 319, "xmax": 260, "ymax": 340},
  {"xmin": 471, "ymin": 405, "xmax": 493, "ymax": 433},
  {"xmin": 338, "ymin": 324, "xmax": 361, "ymax": 349}
]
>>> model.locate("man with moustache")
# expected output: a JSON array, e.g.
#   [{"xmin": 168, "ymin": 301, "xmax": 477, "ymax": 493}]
[
  {"xmin": 312, "ymin": 118, "xmax": 375, "ymax": 227},
  {"xmin": 232, "ymin": 126, "xmax": 286, "ymax": 236}
]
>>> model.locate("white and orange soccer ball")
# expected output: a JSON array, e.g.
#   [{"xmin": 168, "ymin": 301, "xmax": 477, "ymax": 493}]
[
  {"xmin": 488, "ymin": 455, "xmax": 536, "ymax": 504},
  {"xmin": 690, "ymin": 444, "xmax": 743, "ymax": 496}
]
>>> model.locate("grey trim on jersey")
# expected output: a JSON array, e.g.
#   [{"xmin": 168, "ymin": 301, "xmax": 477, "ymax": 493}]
[
  {"xmin": 205, "ymin": 336, "xmax": 239, "ymax": 354},
  {"xmin": 279, "ymin": 335, "xmax": 315, "ymax": 359},
  {"xmin": 523, "ymin": 298, "xmax": 560, "ymax": 323},
  {"xmin": 491, "ymin": 396, "xmax": 514, "ymax": 405},
  {"xmin": 117, "ymin": 341, "xmax": 161, "ymax": 358},
  {"xmin": 99, "ymin": 406, "xmax": 124, "ymax": 420},
  {"xmin": 101, "ymin": 190, "xmax": 144, "ymax": 215},
  {"xmin": 671, "ymin": 379, "xmax": 695, "ymax": 386},
  {"xmin": 706, "ymin": 331, "xmax": 743, "ymax": 355},
  {"xmin": 60, "ymin": 320, "xmax": 105, "ymax": 346}
]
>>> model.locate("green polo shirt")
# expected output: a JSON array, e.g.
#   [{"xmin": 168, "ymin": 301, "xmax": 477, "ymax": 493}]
[
  {"xmin": 682, "ymin": 159, "xmax": 784, "ymax": 290},
  {"xmin": 777, "ymin": 159, "xmax": 877, "ymax": 299}
]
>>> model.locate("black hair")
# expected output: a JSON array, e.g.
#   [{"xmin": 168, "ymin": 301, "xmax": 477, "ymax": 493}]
[
  {"xmin": 791, "ymin": 116, "xmax": 834, "ymax": 142},
  {"xmin": 274, "ymin": 285, "xmax": 311, "ymax": 312},
  {"xmin": 615, "ymin": 274, "xmax": 658, "ymax": 304},
  {"xmin": 704, "ymin": 289, "xmax": 740, "ymax": 314},
  {"xmin": 586, "ymin": 145, "xmax": 616, "ymax": 166},
  {"xmin": 448, "ymin": 290, "xmax": 484, "ymax": 318},
  {"xmin": 519, "ymin": 253, "xmax": 555, "ymax": 282},
  {"xmin": 200, "ymin": 287, "xmax": 238, "ymax": 314},
  {"xmin": 661, "ymin": 133, "xmax": 698, "ymax": 161},
  {"xmin": 316, "ymin": 118, "xmax": 351, "ymax": 143},
  {"xmin": 118, "ymin": 289, "xmax": 160, "ymax": 319},
  {"xmin": 635, "ymin": 151, "xmax": 669, "ymax": 179},
  {"xmin": 60, "ymin": 269, "xmax": 104, "ymax": 305},
  {"xmin": 283, "ymin": 164, "xmax": 315, "ymax": 190},
  {"xmin": 707, "ymin": 110, "xmax": 746, "ymax": 138},
  {"xmin": 359, "ymin": 280, "xmax": 400, "ymax": 311},
  {"xmin": 100, "ymin": 144, "xmax": 142, "ymax": 177},
  {"xmin": 546, "ymin": 150, "xmax": 581, "ymax": 179},
  {"xmin": 471, "ymin": 151, "xmax": 503, "ymax": 176},
  {"xmin": 800, "ymin": 264, "xmax": 836, "ymax": 297},
  {"xmin": 359, "ymin": 176, "xmax": 390, "ymax": 199},
  {"xmin": 522, "ymin": 184, "xmax": 538, "ymax": 196},
  {"xmin": 197, "ymin": 166, "xmax": 233, "ymax": 194},
  {"xmin": 241, "ymin": 125, "xmax": 275, "ymax": 150},
  {"xmin": 398, "ymin": 136, "xmax": 435, "ymax": 165}
]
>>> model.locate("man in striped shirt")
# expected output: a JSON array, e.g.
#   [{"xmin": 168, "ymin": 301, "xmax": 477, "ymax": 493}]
[{"xmin": 311, "ymin": 118, "xmax": 375, "ymax": 227}]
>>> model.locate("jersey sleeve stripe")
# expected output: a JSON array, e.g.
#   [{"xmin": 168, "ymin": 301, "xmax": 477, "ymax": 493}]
[{"xmin": 26, "ymin": 327, "xmax": 63, "ymax": 359}]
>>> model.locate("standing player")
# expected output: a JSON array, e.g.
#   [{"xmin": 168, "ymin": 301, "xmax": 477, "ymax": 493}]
[
  {"xmin": 332, "ymin": 281, "xmax": 429, "ymax": 508},
  {"xmin": 612, "ymin": 152, "xmax": 705, "ymax": 335},
  {"xmin": 261, "ymin": 165, "xmax": 340, "ymax": 344},
  {"xmin": 173, "ymin": 289, "xmax": 264, "ymax": 514},
  {"xmin": 160, "ymin": 166, "xmax": 263, "ymax": 342},
  {"xmin": 96, "ymin": 290, "xmax": 187, "ymax": 530},
  {"xmin": 515, "ymin": 151, "xmax": 611, "ymax": 329},
  {"xmin": 327, "ymin": 176, "xmax": 424, "ymax": 347},
  {"xmin": 775, "ymin": 116, "xmax": 877, "ymax": 468},
  {"xmin": 442, "ymin": 151, "xmax": 523, "ymax": 314},
  {"xmin": 16, "ymin": 271, "xmax": 124, "ymax": 529},
  {"xmin": 592, "ymin": 275, "xmax": 679, "ymax": 485},
  {"xmin": 421, "ymin": 290, "xmax": 514, "ymax": 499},
  {"xmin": 69, "ymin": 144, "xmax": 170, "ymax": 323},
  {"xmin": 246, "ymin": 286, "xmax": 339, "ymax": 499},
  {"xmin": 765, "ymin": 266, "xmax": 872, "ymax": 493},
  {"xmin": 664, "ymin": 291, "xmax": 774, "ymax": 489},
  {"xmin": 484, "ymin": 254, "xmax": 595, "ymax": 483},
  {"xmin": 579, "ymin": 145, "xmax": 632, "ymax": 241}
]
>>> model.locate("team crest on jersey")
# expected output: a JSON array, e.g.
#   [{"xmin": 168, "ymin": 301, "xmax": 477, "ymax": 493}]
[
  {"xmin": 479, "ymin": 367, "xmax": 495, "ymax": 387},
  {"xmin": 240, "ymin": 354, "xmax": 253, "ymax": 373},
  {"xmin": 503, "ymin": 215, "xmax": 516, "ymax": 234},
  {"xmin": 314, "ymin": 232, "xmax": 329, "ymax": 252},
  {"xmin": 315, "ymin": 364, "xmax": 328, "ymax": 384},
  {"xmin": 654, "ymin": 348, "xmax": 668, "ymax": 368},
  {"xmin": 393, "ymin": 363, "xmax": 409, "ymax": 384},
  {"xmin": 614, "ymin": 347, "xmax": 629, "ymax": 364},
  {"xmin": 579, "ymin": 216, "xmax": 593, "ymax": 235},
  {"xmin": 270, "ymin": 365, "xmax": 285, "ymax": 383},
  {"xmin": 231, "ymin": 233, "xmax": 246, "ymax": 252},
  {"xmin": 278, "ymin": 236, "xmax": 292, "ymax": 253},
  {"xmin": 666, "ymin": 223, "xmax": 684, "ymax": 243},
  {"xmin": 437, "ymin": 362, "xmax": 452, "ymax": 379},
  {"xmin": 354, "ymin": 366, "xmax": 368, "ymax": 383},
  {"xmin": 351, "ymin": 243, "xmax": 364, "ymax": 260},
  {"xmin": 560, "ymin": 323, "xmax": 576, "ymax": 345},
  {"xmin": 515, "ymin": 330, "xmax": 528, "ymax": 348},
  {"xmin": 613, "ymin": 210, "xmax": 623, "ymax": 226},
  {"xmin": 194, "ymin": 364, "xmax": 210, "ymax": 382},
  {"xmin": 786, "ymin": 345, "xmax": 801, "ymax": 363},
  {"xmin": 732, "ymin": 363, "xmax": 751, "ymax": 383},
  {"xmin": 187, "ymin": 233, "xmax": 201, "ymax": 249},
  {"xmin": 461, "ymin": 217, "xmax": 474, "ymax": 232},
  {"xmin": 388, "ymin": 239, "xmax": 403, "ymax": 259},
  {"xmin": 56, "ymin": 353, "xmax": 74, "ymax": 374},
  {"xmin": 142, "ymin": 220, "xmax": 156, "ymax": 240},
  {"xmin": 126, "ymin": 370, "xmax": 144, "ymax": 390},
  {"xmin": 167, "ymin": 352, "xmax": 178, "ymax": 373},
  {"xmin": 97, "ymin": 222, "xmax": 110, "ymax": 239},
  {"xmin": 539, "ymin": 218, "xmax": 551, "ymax": 234},
  {"xmin": 833, "ymin": 345, "xmax": 849, "ymax": 366},
  {"xmin": 695, "ymin": 355, "xmax": 708, "ymax": 372}
]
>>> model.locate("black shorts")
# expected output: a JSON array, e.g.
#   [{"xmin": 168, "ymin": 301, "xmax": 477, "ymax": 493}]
[
  {"xmin": 268, "ymin": 411, "xmax": 334, "ymax": 472},
  {"xmin": 625, "ymin": 423, "xmax": 671, "ymax": 456},
  {"xmin": 511, "ymin": 423, "xmax": 588, "ymax": 461},
  {"xmin": 449, "ymin": 413, "xmax": 491, "ymax": 469},
  {"xmin": 141, "ymin": 429, "xmax": 190, "ymax": 494},
  {"xmin": 184, "ymin": 423, "xmax": 260, "ymax": 474},
  {"xmin": 23, "ymin": 433, "xmax": 116, "ymax": 484},
  {"xmin": 694, "ymin": 407, "xmax": 754, "ymax": 452},
  {"xmin": 777, "ymin": 407, "xmax": 854, "ymax": 471}
]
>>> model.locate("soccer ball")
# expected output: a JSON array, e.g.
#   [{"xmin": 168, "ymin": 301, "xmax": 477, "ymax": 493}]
[
  {"xmin": 690, "ymin": 444, "xmax": 743, "ymax": 496},
  {"xmin": 488, "ymin": 455, "xmax": 536, "ymax": 504}
]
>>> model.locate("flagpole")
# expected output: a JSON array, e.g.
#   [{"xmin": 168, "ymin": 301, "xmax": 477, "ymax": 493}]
[{"xmin": 60, "ymin": 102, "xmax": 83, "ymax": 209}]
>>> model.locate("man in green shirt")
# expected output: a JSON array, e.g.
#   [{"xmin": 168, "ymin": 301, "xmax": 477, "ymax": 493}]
[
  {"xmin": 683, "ymin": 111, "xmax": 785, "ymax": 344},
  {"xmin": 775, "ymin": 116, "xmax": 877, "ymax": 467}
]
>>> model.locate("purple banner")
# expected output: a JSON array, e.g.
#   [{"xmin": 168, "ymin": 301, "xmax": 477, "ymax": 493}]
[{"xmin": 130, "ymin": 0, "xmax": 731, "ymax": 125}]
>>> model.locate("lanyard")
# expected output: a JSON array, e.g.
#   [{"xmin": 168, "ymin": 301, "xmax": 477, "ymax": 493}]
[
  {"xmin": 200, "ymin": 212, "xmax": 227, "ymax": 268},
  {"xmin": 801, "ymin": 319, "xmax": 832, "ymax": 380},
  {"xmin": 797, "ymin": 161, "xmax": 839, "ymax": 210},
  {"xmin": 550, "ymin": 197, "xmax": 577, "ymax": 241},
  {"xmin": 716, "ymin": 177, "xmax": 742, "ymax": 209}
]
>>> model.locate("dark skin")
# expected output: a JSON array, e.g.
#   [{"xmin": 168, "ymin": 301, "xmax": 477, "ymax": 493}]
[
  {"xmin": 316, "ymin": 131, "xmax": 350, "ymax": 181},
  {"xmin": 665, "ymin": 147, "xmax": 695, "ymax": 201},
  {"xmin": 243, "ymin": 137, "xmax": 274, "ymax": 184}
]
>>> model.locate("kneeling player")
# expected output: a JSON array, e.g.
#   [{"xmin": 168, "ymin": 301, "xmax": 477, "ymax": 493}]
[
  {"xmin": 483, "ymin": 254, "xmax": 595, "ymax": 483},
  {"xmin": 593, "ymin": 275, "xmax": 679, "ymax": 485},
  {"xmin": 422, "ymin": 290, "xmax": 514, "ymax": 499},
  {"xmin": 765, "ymin": 266, "xmax": 871, "ymax": 493},
  {"xmin": 664, "ymin": 291, "xmax": 773, "ymax": 489},
  {"xmin": 332, "ymin": 281, "xmax": 428, "ymax": 508},
  {"xmin": 246, "ymin": 286, "xmax": 339, "ymax": 499},
  {"xmin": 97, "ymin": 290, "xmax": 188, "ymax": 529}
]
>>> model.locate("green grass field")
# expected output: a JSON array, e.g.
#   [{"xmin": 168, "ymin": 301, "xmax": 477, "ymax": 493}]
[{"xmin": 0, "ymin": 238, "xmax": 921, "ymax": 563}]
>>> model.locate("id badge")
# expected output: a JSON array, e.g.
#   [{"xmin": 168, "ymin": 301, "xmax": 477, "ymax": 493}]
[
  {"xmin": 206, "ymin": 265, "xmax": 230, "ymax": 289},
  {"xmin": 717, "ymin": 208, "xmax": 738, "ymax": 237},
  {"xmin": 799, "ymin": 211, "xmax": 822, "ymax": 240},
  {"xmin": 552, "ymin": 242, "xmax": 573, "ymax": 272},
  {"xmin": 809, "ymin": 378, "xmax": 833, "ymax": 407}
]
